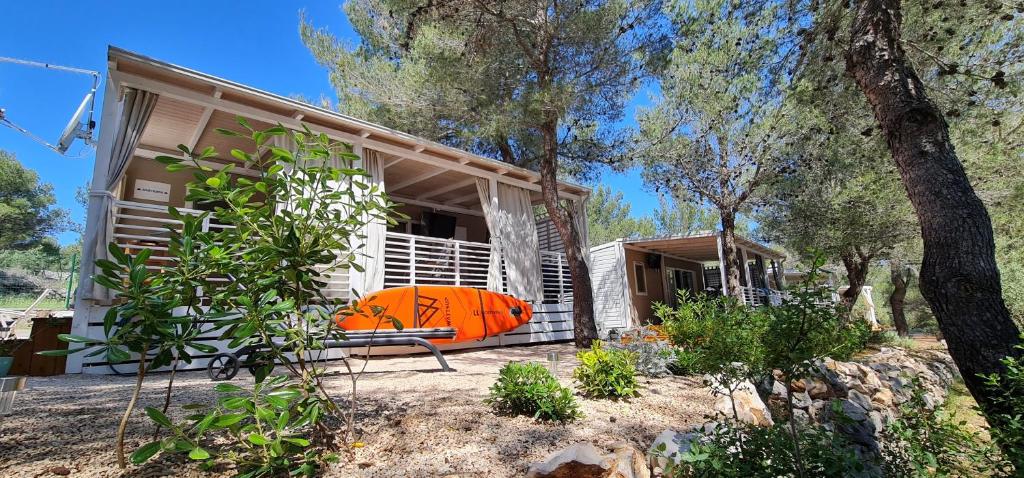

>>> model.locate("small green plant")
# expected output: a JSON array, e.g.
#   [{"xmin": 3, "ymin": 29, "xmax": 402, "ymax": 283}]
[
  {"xmin": 48, "ymin": 119, "xmax": 400, "ymax": 474},
  {"xmin": 131, "ymin": 375, "xmax": 337, "ymax": 477},
  {"xmin": 667, "ymin": 348, "xmax": 701, "ymax": 376},
  {"xmin": 654, "ymin": 421, "xmax": 867, "ymax": 478},
  {"xmin": 485, "ymin": 362, "xmax": 581, "ymax": 422},
  {"xmin": 868, "ymin": 330, "xmax": 917, "ymax": 349},
  {"xmin": 573, "ymin": 341, "xmax": 638, "ymax": 399},
  {"xmin": 880, "ymin": 381, "xmax": 1014, "ymax": 477}
]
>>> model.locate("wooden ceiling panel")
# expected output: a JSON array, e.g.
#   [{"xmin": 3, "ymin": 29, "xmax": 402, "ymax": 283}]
[
  {"xmin": 385, "ymin": 168, "xmax": 466, "ymax": 197},
  {"xmin": 139, "ymin": 96, "xmax": 206, "ymax": 150},
  {"xmin": 193, "ymin": 110, "xmax": 273, "ymax": 160}
]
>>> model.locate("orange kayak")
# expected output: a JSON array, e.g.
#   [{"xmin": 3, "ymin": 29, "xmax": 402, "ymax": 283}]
[{"xmin": 335, "ymin": 286, "xmax": 533, "ymax": 343}]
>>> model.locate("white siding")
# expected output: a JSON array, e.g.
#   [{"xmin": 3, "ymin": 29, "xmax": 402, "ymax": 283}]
[
  {"xmin": 535, "ymin": 216, "xmax": 565, "ymax": 253},
  {"xmin": 589, "ymin": 241, "xmax": 632, "ymax": 332}
]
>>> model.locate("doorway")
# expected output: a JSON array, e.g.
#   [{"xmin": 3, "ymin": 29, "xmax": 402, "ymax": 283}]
[{"xmin": 666, "ymin": 268, "xmax": 696, "ymax": 307}]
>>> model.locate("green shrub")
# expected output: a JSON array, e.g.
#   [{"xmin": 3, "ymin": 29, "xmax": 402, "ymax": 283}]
[
  {"xmin": 654, "ymin": 292, "xmax": 767, "ymax": 389},
  {"xmin": 654, "ymin": 421, "xmax": 867, "ymax": 478},
  {"xmin": 981, "ymin": 338, "xmax": 1024, "ymax": 470},
  {"xmin": 573, "ymin": 341, "xmax": 638, "ymax": 399},
  {"xmin": 667, "ymin": 348, "xmax": 701, "ymax": 376},
  {"xmin": 486, "ymin": 362, "xmax": 581, "ymax": 422},
  {"xmin": 654, "ymin": 290, "xmax": 722, "ymax": 349},
  {"xmin": 132, "ymin": 376, "xmax": 337, "ymax": 476},
  {"xmin": 880, "ymin": 381, "xmax": 1014, "ymax": 477}
]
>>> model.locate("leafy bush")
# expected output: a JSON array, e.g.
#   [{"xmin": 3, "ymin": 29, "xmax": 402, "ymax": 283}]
[
  {"xmin": 654, "ymin": 292, "xmax": 767, "ymax": 373},
  {"xmin": 132, "ymin": 376, "xmax": 337, "ymax": 476},
  {"xmin": 667, "ymin": 348, "xmax": 702, "ymax": 376},
  {"xmin": 573, "ymin": 341, "xmax": 638, "ymax": 399},
  {"xmin": 613, "ymin": 328, "xmax": 673, "ymax": 377},
  {"xmin": 981, "ymin": 338, "xmax": 1024, "ymax": 470},
  {"xmin": 654, "ymin": 421, "xmax": 867, "ymax": 478},
  {"xmin": 486, "ymin": 361, "xmax": 581, "ymax": 422},
  {"xmin": 880, "ymin": 382, "xmax": 1014, "ymax": 477}
]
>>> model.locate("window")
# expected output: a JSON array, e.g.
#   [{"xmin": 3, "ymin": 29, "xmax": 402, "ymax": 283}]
[{"xmin": 633, "ymin": 262, "xmax": 647, "ymax": 296}]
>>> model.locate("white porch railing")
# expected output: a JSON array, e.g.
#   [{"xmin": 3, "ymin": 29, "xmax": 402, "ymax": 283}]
[
  {"xmin": 112, "ymin": 200, "xmax": 230, "ymax": 267},
  {"xmin": 738, "ymin": 286, "xmax": 784, "ymax": 307},
  {"xmin": 111, "ymin": 200, "xmax": 350, "ymax": 299},
  {"xmin": 383, "ymin": 232, "xmax": 492, "ymax": 289},
  {"xmin": 540, "ymin": 251, "xmax": 572, "ymax": 304},
  {"xmin": 110, "ymin": 201, "xmax": 572, "ymax": 304},
  {"xmin": 385, "ymin": 232, "xmax": 573, "ymax": 303}
]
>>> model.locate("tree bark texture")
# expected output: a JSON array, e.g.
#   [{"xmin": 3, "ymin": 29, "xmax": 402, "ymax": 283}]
[
  {"xmin": 719, "ymin": 210, "xmax": 743, "ymax": 300},
  {"xmin": 846, "ymin": 0, "xmax": 1021, "ymax": 423},
  {"xmin": 889, "ymin": 262, "xmax": 910, "ymax": 336},
  {"xmin": 539, "ymin": 121, "xmax": 598, "ymax": 348},
  {"xmin": 839, "ymin": 248, "xmax": 871, "ymax": 308}
]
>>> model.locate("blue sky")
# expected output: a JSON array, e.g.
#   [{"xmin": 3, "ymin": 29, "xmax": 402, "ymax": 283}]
[{"xmin": 0, "ymin": 1, "xmax": 660, "ymax": 245}]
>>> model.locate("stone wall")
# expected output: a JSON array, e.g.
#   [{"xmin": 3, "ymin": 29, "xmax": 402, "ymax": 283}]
[
  {"xmin": 526, "ymin": 345, "xmax": 962, "ymax": 478},
  {"xmin": 763, "ymin": 346, "xmax": 959, "ymax": 451}
]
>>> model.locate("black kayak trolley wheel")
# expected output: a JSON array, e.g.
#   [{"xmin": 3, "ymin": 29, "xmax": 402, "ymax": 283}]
[{"xmin": 206, "ymin": 353, "xmax": 240, "ymax": 381}]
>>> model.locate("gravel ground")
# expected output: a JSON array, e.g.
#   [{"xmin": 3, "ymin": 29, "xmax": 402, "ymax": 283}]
[{"xmin": 0, "ymin": 342, "xmax": 713, "ymax": 477}]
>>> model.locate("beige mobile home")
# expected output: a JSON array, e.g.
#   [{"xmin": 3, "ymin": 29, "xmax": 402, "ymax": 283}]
[
  {"xmin": 590, "ymin": 233, "xmax": 787, "ymax": 332},
  {"xmin": 68, "ymin": 47, "xmax": 590, "ymax": 374}
]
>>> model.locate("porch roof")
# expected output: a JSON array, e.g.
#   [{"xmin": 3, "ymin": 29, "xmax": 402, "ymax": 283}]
[
  {"xmin": 106, "ymin": 46, "xmax": 590, "ymax": 211},
  {"xmin": 621, "ymin": 231, "xmax": 786, "ymax": 263}
]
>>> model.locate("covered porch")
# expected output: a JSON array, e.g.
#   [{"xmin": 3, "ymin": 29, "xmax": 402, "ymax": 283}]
[
  {"xmin": 622, "ymin": 232, "xmax": 787, "ymax": 313},
  {"xmin": 80, "ymin": 48, "xmax": 588, "ymax": 306}
]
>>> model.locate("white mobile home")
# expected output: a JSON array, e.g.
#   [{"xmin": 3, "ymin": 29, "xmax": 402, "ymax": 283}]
[
  {"xmin": 590, "ymin": 233, "xmax": 787, "ymax": 333},
  {"xmin": 68, "ymin": 47, "xmax": 589, "ymax": 374}
]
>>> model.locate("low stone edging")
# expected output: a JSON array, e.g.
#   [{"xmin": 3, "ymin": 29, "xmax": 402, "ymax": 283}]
[{"xmin": 525, "ymin": 345, "xmax": 962, "ymax": 477}]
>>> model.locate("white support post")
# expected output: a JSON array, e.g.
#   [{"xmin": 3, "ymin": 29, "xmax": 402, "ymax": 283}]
[
  {"xmin": 715, "ymin": 233, "xmax": 728, "ymax": 297},
  {"xmin": 660, "ymin": 254, "xmax": 670, "ymax": 304},
  {"xmin": 556, "ymin": 253, "xmax": 564, "ymax": 302},
  {"xmin": 68, "ymin": 77, "xmax": 121, "ymax": 374},
  {"xmin": 759, "ymin": 255, "xmax": 770, "ymax": 291},
  {"xmin": 409, "ymin": 236, "xmax": 417, "ymax": 285},
  {"xmin": 740, "ymin": 248, "xmax": 751, "ymax": 305},
  {"xmin": 745, "ymin": 250, "xmax": 753, "ymax": 288},
  {"xmin": 454, "ymin": 242, "xmax": 461, "ymax": 286}
]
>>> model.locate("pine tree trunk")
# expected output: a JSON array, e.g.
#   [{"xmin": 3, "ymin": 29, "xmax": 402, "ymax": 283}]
[
  {"xmin": 539, "ymin": 120, "xmax": 598, "ymax": 348},
  {"xmin": 846, "ymin": 0, "xmax": 1021, "ymax": 428},
  {"xmin": 839, "ymin": 248, "xmax": 871, "ymax": 308},
  {"xmin": 889, "ymin": 262, "xmax": 910, "ymax": 337},
  {"xmin": 719, "ymin": 210, "xmax": 743, "ymax": 300}
]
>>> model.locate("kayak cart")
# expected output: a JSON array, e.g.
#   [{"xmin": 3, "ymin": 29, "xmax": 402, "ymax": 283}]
[{"xmin": 206, "ymin": 327, "xmax": 458, "ymax": 380}]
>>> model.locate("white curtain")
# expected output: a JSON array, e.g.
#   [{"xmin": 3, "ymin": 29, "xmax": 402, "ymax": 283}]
[
  {"xmin": 568, "ymin": 197, "xmax": 590, "ymax": 266},
  {"xmin": 476, "ymin": 179, "xmax": 504, "ymax": 293},
  {"xmin": 356, "ymin": 149, "xmax": 386, "ymax": 294},
  {"xmin": 79, "ymin": 88, "xmax": 158, "ymax": 301},
  {"xmin": 477, "ymin": 179, "xmax": 544, "ymax": 301}
]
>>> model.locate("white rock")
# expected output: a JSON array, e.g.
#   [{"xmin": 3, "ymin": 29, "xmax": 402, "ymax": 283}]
[
  {"xmin": 647, "ymin": 424, "xmax": 717, "ymax": 471},
  {"xmin": 708, "ymin": 378, "xmax": 774, "ymax": 427},
  {"xmin": 526, "ymin": 443, "xmax": 609, "ymax": 478}
]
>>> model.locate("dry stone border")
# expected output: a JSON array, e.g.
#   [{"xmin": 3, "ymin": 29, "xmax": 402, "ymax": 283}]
[{"xmin": 597, "ymin": 345, "xmax": 958, "ymax": 475}]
